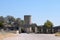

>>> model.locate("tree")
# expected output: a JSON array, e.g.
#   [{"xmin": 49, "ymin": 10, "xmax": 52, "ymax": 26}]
[
  {"xmin": 0, "ymin": 16, "xmax": 4, "ymax": 23},
  {"xmin": 43, "ymin": 20, "xmax": 53, "ymax": 33},
  {"xmin": 15, "ymin": 18, "xmax": 21, "ymax": 26},
  {"xmin": 20, "ymin": 20, "xmax": 25, "ymax": 26},
  {"xmin": 44, "ymin": 20, "xmax": 53, "ymax": 28},
  {"xmin": 0, "ymin": 16, "xmax": 4, "ymax": 29},
  {"xmin": 5, "ymin": 16, "xmax": 15, "ymax": 24},
  {"xmin": 0, "ymin": 22, "xmax": 4, "ymax": 29}
]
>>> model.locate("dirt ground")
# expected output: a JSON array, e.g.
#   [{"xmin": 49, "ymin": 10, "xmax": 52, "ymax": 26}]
[
  {"xmin": 4, "ymin": 33, "xmax": 60, "ymax": 40},
  {"xmin": 0, "ymin": 33, "xmax": 16, "ymax": 40}
]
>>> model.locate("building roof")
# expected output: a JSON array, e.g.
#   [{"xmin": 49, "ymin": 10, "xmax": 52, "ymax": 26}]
[{"xmin": 53, "ymin": 26, "xmax": 60, "ymax": 29}]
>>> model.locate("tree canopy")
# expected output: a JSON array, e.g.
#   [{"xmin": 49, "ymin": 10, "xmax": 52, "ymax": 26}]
[
  {"xmin": 0, "ymin": 22, "xmax": 4, "ymax": 28},
  {"xmin": 44, "ymin": 20, "xmax": 53, "ymax": 28}
]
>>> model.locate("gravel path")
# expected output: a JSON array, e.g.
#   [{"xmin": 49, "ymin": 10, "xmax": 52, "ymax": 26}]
[{"xmin": 4, "ymin": 33, "xmax": 60, "ymax": 40}]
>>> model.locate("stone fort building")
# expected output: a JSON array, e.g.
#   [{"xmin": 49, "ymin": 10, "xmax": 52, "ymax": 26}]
[
  {"xmin": 18, "ymin": 15, "xmax": 60, "ymax": 33},
  {"xmin": 19, "ymin": 15, "xmax": 38, "ymax": 33}
]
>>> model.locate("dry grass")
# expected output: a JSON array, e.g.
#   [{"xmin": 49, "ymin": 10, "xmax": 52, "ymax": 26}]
[
  {"xmin": 55, "ymin": 32, "xmax": 60, "ymax": 36},
  {"xmin": 0, "ymin": 32, "xmax": 16, "ymax": 40}
]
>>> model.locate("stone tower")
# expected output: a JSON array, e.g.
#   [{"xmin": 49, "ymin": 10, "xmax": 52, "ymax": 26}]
[{"xmin": 24, "ymin": 15, "xmax": 31, "ymax": 25}]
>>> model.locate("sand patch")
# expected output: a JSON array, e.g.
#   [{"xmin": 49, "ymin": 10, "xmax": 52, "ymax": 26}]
[{"xmin": 0, "ymin": 33, "xmax": 16, "ymax": 40}]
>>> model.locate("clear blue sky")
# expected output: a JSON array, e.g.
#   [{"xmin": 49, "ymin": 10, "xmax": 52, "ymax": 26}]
[{"xmin": 0, "ymin": 0, "xmax": 60, "ymax": 26}]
